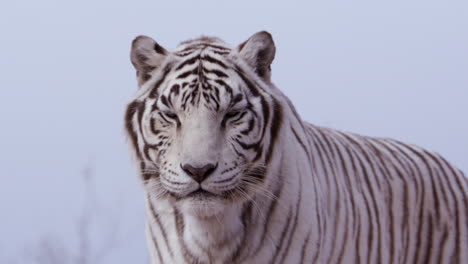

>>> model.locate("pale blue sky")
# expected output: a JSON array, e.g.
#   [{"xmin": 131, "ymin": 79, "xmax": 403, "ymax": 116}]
[{"xmin": 0, "ymin": 0, "xmax": 467, "ymax": 262}]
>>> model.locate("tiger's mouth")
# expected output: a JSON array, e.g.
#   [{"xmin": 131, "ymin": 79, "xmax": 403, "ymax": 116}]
[
  {"xmin": 186, "ymin": 188, "xmax": 217, "ymax": 198},
  {"xmin": 171, "ymin": 186, "xmax": 223, "ymax": 201}
]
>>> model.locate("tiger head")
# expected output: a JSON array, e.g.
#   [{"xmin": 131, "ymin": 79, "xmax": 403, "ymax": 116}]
[{"xmin": 125, "ymin": 32, "xmax": 283, "ymax": 217}]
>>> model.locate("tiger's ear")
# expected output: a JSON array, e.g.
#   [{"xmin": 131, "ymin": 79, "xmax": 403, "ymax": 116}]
[
  {"xmin": 237, "ymin": 31, "xmax": 276, "ymax": 81},
  {"xmin": 130, "ymin": 35, "xmax": 168, "ymax": 86}
]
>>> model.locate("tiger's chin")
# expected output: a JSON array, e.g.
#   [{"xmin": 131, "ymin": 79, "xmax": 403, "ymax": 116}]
[{"xmin": 177, "ymin": 192, "xmax": 230, "ymax": 218}]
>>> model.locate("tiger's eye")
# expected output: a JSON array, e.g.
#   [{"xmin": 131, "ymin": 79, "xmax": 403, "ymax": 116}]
[
  {"xmin": 224, "ymin": 111, "xmax": 240, "ymax": 119},
  {"xmin": 164, "ymin": 112, "xmax": 178, "ymax": 120}
]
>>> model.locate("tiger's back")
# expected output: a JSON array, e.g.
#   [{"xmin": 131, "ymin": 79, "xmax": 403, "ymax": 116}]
[{"xmin": 297, "ymin": 123, "xmax": 468, "ymax": 263}]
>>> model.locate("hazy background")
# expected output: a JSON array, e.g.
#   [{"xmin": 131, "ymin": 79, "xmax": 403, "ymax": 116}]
[{"xmin": 1, "ymin": 0, "xmax": 466, "ymax": 263}]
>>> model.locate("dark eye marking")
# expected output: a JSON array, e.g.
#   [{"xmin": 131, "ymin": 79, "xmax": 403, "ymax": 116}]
[
  {"xmin": 222, "ymin": 110, "xmax": 246, "ymax": 127},
  {"xmin": 230, "ymin": 111, "xmax": 248, "ymax": 124},
  {"xmin": 224, "ymin": 111, "xmax": 241, "ymax": 120},
  {"xmin": 160, "ymin": 95, "xmax": 170, "ymax": 107},
  {"xmin": 171, "ymin": 84, "xmax": 180, "ymax": 95},
  {"xmin": 231, "ymin": 94, "xmax": 243, "ymax": 106},
  {"xmin": 163, "ymin": 112, "xmax": 178, "ymax": 120},
  {"xmin": 159, "ymin": 111, "xmax": 180, "ymax": 127}
]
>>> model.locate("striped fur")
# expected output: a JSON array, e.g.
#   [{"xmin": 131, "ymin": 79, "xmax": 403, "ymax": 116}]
[{"xmin": 125, "ymin": 32, "xmax": 468, "ymax": 264}]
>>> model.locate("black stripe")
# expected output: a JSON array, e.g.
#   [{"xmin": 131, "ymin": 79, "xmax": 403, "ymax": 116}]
[
  {"xmin": 124, "ymin": 101, "xmax": 144, "ymax": 161},
  {"xmin": 149, "ymin": 63, "xmax": 173, "ymax": 98},
  {"xmin": 209, "ymin": 93, "xmax": 220, "ymax": 111},
  {"xmin": 378, "ymin": 140, "xmax": 414, "ymax": 260},
  {"xmin": 174, "ymin": 50, "xmax": 197, "ymax": 57},
  {"xmin": 175, "ymin": 55, "xmax": 199, "ymax": 70},
  {"xmin": 148, "ymin": 218, "xmax": 164, "ymax": 263},
  {"xmin": 235, "ymin": 67, "xmax": 260, "ymax": 97},
  {"xmin": 276, "ymin": 176, "xmax": 302, "ymax": 263},
  {"xmin": 212, "ymin": 50, "xmax": 230, "ymax": 55},
  {"xmin": 366, "ymin": 140, "xmax": 402, "ymax": 264},
  {"xmin": 176, "ymin": 68, "xmax": 198, "ymax": 79},
  {"xmin": 332, "ymin": 135, "xmax": 359, "ymax": 263},
  {"xmin": 423, "ymin": 153, "xmax": 452, "ymax": 213},
  {"xmin": 142, "ymin": 145, "xmax": 153, "ymax": 164},
  {"xmin": 340, "ymin": 136, "xmax": 376, "ymax": 264},
  {"xmin": 270, "ymin": 207, "xmax": 293, "ymax": 264},
  {"xmin": 425, "ymin": 154, "xmax": 465, "ymax": 263},
  {"xmin": 230, "ymin": 111, "xmax": 247, "ymax": 124},
  {"xmin": 149, "ymin": 118, "xmax": 161, "ymax": 135},
  {"xmin": 299, "ymin": 230, "xmax": 311, "ymax": 263},
  {"xmin": 158, "ymin": 112, "xmax": 171, "ymax": 124},
  {"xmin": 421, "ymin": 214, "xmax": 434, "ymax": 263},
  {"xmin": 240, "ymin": 118, "xmax": 255, "ymax": 135},
  {"xmin": 385, "ymin": 141, "xmax": 422, "ymax": 264},
  {"xmin": 204, "ymin": 43, "xmax": 231, "ymax": 51},
  {"xmin": 170, "ymin": 84, "xmax": 180, "ymax": 95},
  {"xmin": 258, "ymin": 96, "xmax": 270, "ymax": 148},
  {"xmin": 179, "ymin": 43, "xmax": 230, "ymax": 53},
  {"xmin": 308, "ymin": 127, "xmax": 334, "ymax": 247},
  {"xmin": 229, "ymin": 142, "xmax": 246, "ymax": 160},
  {"xmin": 231, "ymin": 93, "xmax": 243, "ymax": 106},
  {"xmin": 437, "ymin": 224, "xmax": 450, "ymax": 263},
  {"xmin": 174, "ymin": 208, "xmax": 197, "ymax": 263},
  {"xmin": 202, "ymin": 54, "xmax": 228, "ymax": 68},
  {"xmin": 342, "ymin": 133, "xmax": 386, "ymax": 263},
  {"xmin": 213, "ymin": 85, "xmax": 220, "ymax": 101},
  {"xmin": 148, "ymin": 206, "xmax": 163, "ymax": 263},
  {"xmin": 251, "ymin": 172, "xmax": 283, "ymax": 256},
  {"xmin": 160, "ymin": 95, "xmax": 170, "ymax": 107},
  {"xmin": 203, "ymin": 67, "xmax": 228, "ymax": 78},
  {"xmin": 353, "ymin": 149, "xmax": 378, "ymax": 264},
  {"xmin": 316, "ymin": 130, "xmax": 346, "ymax": 263},
  {"xmin": 229, "ymin": 201, "xmax": 252, "ymax": 262},
  {"xmin": 175, "ymin": 46, "xmax": 198, "ymax": 54},
  {"xmin": 148, "ymin": 197, "xmax": 174, "ymax": 259},
  {"xmin": 397, "ymin": 145, "xmax": 432, "ymax": 264},
  {"xmin": 290, "ymin": 125, "xmax": 311, "ymax": 160},
  {"xmin": 214, "ymin": 79, "xmax": 233, "ymax": 94}
]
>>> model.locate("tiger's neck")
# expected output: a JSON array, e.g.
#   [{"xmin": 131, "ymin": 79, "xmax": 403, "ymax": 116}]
[
  {"xmin": 179, "ymin": 204, "xmax": 246, "ymax": 261},
  {"xmin": 146, "ymin": 191, "xmax": 284, "ymax": 263}
]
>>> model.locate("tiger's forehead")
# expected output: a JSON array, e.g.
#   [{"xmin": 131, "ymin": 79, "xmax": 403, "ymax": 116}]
[
  {"xmin": 159, "ymin": 78, "xmax": 244, "ymax": 114},
  {"xmin": 156, "ymin": 44, "xmax": 246, "ymax": 113}
]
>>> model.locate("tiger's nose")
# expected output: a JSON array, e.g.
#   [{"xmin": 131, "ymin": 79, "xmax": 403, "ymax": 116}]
[{"xmin": 181, "ymin": 163, "xmax": 218, "ymax": 183}]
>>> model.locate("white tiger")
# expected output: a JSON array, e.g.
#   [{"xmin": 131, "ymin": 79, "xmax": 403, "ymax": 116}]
[{"xmin": 124, "ymin": 31, "xmax": 468, "ymax": 263}]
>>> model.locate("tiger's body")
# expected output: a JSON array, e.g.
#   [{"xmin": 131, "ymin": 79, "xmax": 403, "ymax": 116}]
[{"xmin": 125, "ymin": 32, "xmax": 468, "ymax": 263}]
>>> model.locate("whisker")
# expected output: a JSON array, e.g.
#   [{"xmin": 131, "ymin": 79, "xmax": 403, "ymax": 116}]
[
  {"xmin": 235, "ymin": 187, "xmax": 280, "ymax": 251},
  {"xmin": 242, "ymin": 183, "xmax": 278, "ymax": 203},
  {"xmin": 240, "ymin": 179, "xmax": 289, "ymax": 212},
  {"xmin": 140, "ymin": 171, "xmax": 160, "ymax": 174}
]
